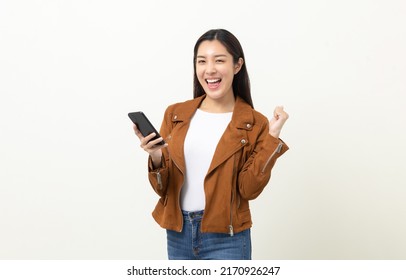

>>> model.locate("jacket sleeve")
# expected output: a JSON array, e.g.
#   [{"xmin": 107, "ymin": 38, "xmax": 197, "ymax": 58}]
[
  {"xmin": 237, "ymin": 119, "xmax": 289, "ymax": 200},
  {"xmin": 147, "ymin": 106, "xmax": 173, "ymax": 197}
]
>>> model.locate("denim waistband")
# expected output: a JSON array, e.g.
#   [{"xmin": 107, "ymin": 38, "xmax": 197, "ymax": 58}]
[{"xmin": 182, "ymin": 210, "xmax": 204, "ymax": 220}]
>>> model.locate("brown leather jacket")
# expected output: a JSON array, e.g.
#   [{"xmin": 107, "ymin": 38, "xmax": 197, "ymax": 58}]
[{"xmin": 148, "ymin": 95, "xmax": 288, "ymax": 235}]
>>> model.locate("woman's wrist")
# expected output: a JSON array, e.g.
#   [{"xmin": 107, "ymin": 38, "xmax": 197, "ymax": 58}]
[
  {"xmin": 150, "ymin": 154, "xmax": 162, "ymax": 169},
  {"xmin": 269, "ymin": 130, "xmax": 280, "ymax": 139}
]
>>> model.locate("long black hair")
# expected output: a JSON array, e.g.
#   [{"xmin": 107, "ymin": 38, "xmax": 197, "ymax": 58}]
[{"xmin": 193, "ymin": 29, "xmax": 253, "ymax": 108}]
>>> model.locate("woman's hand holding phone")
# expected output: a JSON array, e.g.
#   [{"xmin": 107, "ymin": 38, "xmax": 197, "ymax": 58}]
[
  {"xmin": 133, "ymin": 124, "xmax": 167, "ymax": 168},
  {"xmin": 129, "ymin": 111, "xmax": 167, "ymax": 168}
]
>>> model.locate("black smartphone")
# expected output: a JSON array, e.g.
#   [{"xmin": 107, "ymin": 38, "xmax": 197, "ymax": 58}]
[{"xmin": 128, "ymin": 111, "xmax": 165, "ymax": 146}]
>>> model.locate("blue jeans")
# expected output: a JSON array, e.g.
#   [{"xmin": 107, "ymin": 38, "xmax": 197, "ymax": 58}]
[{"xmin": 166, "ymin": 210, "xmax": 252, "ymax": 260}]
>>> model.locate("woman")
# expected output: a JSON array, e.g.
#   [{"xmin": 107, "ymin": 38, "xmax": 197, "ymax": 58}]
[{"xmin": 133, "ymin": 29, "xmax": 289, "ymax": 260}]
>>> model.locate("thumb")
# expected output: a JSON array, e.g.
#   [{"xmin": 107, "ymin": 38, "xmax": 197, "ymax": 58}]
[{"xmin": 274, "ymin": 106, "xmax": 284, "ymax": 119}]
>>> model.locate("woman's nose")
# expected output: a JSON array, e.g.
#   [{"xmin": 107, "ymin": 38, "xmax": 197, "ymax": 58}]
[{"xmin": 205, "ymin": 61, "xmax": 217, "ymax": 74}]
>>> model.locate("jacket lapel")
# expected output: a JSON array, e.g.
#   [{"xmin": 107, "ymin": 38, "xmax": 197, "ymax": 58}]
[
  {"xmin": 207, "ymin": 97, "xmax": 254, "ymax": 174},
  {"xmin": 167, "ymin": 96, "xmax": 205, "ymax": 174}
]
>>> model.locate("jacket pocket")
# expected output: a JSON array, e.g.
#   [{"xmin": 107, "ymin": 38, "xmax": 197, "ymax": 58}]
[{"xmin": 237, "ymin": 208, "xmax": 251, "ymax": 225}]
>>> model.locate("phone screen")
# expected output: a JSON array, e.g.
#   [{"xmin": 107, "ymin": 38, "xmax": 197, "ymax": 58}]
[{"xmin": 128, "ymin": 112, "xmax": 165, "ymax": 146}]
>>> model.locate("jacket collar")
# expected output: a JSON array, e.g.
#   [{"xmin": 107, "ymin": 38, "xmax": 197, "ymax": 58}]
[{"xmin": 172, "ymin": 94, "xmax": 254, "ymax": 130}]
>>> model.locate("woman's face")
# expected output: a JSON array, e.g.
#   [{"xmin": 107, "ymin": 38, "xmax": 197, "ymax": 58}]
[{"xmin": 195, "ymin": 40, "xmax": 243, "ymax": 103}]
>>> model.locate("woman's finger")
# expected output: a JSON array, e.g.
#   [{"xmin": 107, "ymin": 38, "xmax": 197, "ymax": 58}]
[{"xmin": 133, "ymin": 124, "xmax": 144, "ymax": 140}]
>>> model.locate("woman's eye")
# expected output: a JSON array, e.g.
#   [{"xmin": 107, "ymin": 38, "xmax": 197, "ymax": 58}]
[
  {"xmin": 216, "ymin": 60, "xmax": 224, "ymax": 63},
  {"xmin": 197, "ymin": 60, "xmax": 205, "ymax": 64}
]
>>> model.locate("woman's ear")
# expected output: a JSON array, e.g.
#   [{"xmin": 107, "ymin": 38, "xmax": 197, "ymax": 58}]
[{"xmin": 234, "ymin": 57, "xmax": 244, "ymax": 75}]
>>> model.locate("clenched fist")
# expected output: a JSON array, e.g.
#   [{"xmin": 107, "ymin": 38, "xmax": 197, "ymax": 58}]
[{"xmin": 269, "ymin": 106, "xmax": 289, "ymax": 139}]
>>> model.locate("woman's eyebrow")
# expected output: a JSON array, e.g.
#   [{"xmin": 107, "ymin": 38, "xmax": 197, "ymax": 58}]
[{"xmin": 196, "ymin": 54, "xmax": 228, "ymax": 58}]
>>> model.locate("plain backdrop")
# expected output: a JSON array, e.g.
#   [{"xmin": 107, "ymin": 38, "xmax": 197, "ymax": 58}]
[{"xmin": 1, "ymin": 0, "xmax": 405, "ymax": 259}]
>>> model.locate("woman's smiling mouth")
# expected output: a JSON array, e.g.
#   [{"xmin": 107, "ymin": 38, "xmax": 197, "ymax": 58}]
[{"xmin": 206, "ymin": 79, "xmax": 222, "ymax": 89}]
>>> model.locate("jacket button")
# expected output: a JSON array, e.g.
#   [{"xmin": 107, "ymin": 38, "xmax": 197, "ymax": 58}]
[
  {"xmin": 241, "ymin": 139, "xmax": 247, "ymax": 144},
  {"xmin": 246, "ymin": 123, "xmax": 251, "ymax": 129}
]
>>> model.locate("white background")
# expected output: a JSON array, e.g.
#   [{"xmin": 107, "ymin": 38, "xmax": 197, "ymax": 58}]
[{"xmin": 0, "ymin": 0, "xmax": 405, "ymax": 259}]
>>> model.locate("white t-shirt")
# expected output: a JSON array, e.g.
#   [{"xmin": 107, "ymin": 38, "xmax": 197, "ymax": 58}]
[{"xmin": 180, "ymin": 109, "xmax": 232, "ymax": 211}]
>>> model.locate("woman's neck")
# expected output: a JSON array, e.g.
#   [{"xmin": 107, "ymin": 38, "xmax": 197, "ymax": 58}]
[{"xmin": 199, "ymin": 95, "xmax": 235, "ymax": 113}]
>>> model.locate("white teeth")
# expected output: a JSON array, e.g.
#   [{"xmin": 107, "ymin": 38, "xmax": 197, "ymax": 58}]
[{"xmin": 206, "ymin": 79, "xmax": 220, "ymax": 83}]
